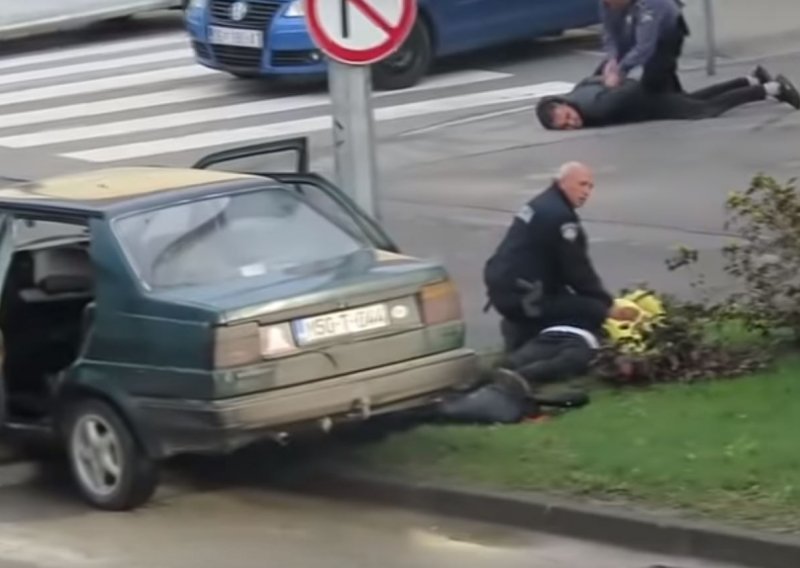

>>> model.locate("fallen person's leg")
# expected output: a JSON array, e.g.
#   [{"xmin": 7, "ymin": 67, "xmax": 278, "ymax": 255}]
[
  {"xmin": 651, "ymin": 74, "xmax": 800, "ymax": 120},
  {"xmin": 437, "ymin": 326, "xmax": 599, "ymax": 425}
]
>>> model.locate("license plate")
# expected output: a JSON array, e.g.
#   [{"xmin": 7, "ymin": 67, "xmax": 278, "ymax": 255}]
[
  {"xmin": 208, "ymin": 26, "xmax": 263, "ymax": 48},
  {"xmin": 293, "ymin": 304, "xmax": 389, "ymax": 346}
]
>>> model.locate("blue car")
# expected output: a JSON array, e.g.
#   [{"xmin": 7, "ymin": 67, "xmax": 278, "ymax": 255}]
[{"xmin": 185, "ymin": 0, "xmax": 599, "ymax": 90}]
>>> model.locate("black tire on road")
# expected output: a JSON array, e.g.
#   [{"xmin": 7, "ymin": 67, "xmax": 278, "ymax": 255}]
[
  {"xmin": 372, "ymin": 19, "xmax": 433, "ymax": 91},
  {"xmin": 65, "ymin": 398, "xmax": 158, "ymax": 511}
]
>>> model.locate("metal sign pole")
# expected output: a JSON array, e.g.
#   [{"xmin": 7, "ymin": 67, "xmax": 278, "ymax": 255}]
[
  {"xmin": 306, "ymin": 0, "xmax": 415, "ymax": 222},
  {"xmin": 328, "ymin": 60, "xmax": 381, "ymax": 221},
  {"xmin": 702, "ymin": 0, "xmax": 717, "ymax": 76}
]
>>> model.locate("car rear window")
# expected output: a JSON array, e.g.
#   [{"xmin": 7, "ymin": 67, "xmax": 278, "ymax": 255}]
[{"xmin": 113, "ymin": 186, "xmax": 370, "ymax": 289}]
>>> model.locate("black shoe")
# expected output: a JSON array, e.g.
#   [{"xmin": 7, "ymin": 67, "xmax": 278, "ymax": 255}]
[
  {"xmin": 776, "ymin": 74, "xmax": 800, "ymax": 109},
  {"xmin": 753, "ymin": 65, "xmax": 772, "ymax": 84},
  {"xmin": 492, "ymin": 368, "xmax": 532, "ymax": 398},
  {"xmin": 533, "ymin": 391, "xmax": 591, "ymax": 409}
]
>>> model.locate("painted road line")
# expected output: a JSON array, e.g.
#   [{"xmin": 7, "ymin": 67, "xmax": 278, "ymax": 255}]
[
  {"xmin": 0, "ymin": 66, "xmax": 220, "ymax": 108},
  {"xmin": 64, "ymin": 82, "xmax": 574, "ymax": 162},
  {"xmin": 0, "ymin": 48, "xmax": 193, "ymax": 88},
  {"xmin": 0, "ymin": 70, "xmax": 511, "ymax": 146},
  {"xmin": 0, "ymin": 85, "xmax": 231, "ymax": 130},
  {"xmin": 0, "ymin": 33, "xmax": 187, "ymax": 72}
]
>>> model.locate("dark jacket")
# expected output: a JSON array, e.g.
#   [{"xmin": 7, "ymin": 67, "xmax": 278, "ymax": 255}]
[
  {"xmin": 538, "ymin": 76, "xmax": 654, "ymax": 128},
  {"xmin": 484, "ymin": 183, "xmax": 613, "ymax": 331}
]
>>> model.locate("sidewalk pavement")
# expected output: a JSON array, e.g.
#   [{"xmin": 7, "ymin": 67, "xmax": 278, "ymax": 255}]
[
  {"xmin": 368, "ymin": 53, "xmax": 800, "ymax": 349},
  {"xmin": 683, "ymin": 0, "xmax": 800, "ymax": 59}
]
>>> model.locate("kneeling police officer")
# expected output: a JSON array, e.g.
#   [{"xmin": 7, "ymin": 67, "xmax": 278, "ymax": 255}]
[{"xmin": 483, "ymin": 162, "xmax": 634, "ymax": 352}]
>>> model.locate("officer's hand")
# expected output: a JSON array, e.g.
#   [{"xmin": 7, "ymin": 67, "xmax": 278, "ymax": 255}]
[
  {"xmin": 604, "ymin": 71, "xmax": 621, "ymax": 88},
  {"xmin": 609, "ymin": 305, "xmax": 640, "ymax": 321},
  {"xmin": 603, "ymin": 60, "xmax": 621, "ymax": 87}
]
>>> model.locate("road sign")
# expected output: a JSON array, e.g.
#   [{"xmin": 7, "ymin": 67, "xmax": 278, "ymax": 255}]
[{"xmin": 305, "ymin": 0, "xmax": 418, "ymax": 65}]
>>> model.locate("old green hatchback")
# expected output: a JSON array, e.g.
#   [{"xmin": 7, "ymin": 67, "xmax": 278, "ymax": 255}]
[{"xmin": 0, "ymin": 138, "xmax": 477, "ymax": 511}]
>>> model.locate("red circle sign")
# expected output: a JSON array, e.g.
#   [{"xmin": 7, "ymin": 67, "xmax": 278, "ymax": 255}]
[{"xmin": 305, "ymin": 0, "xmax": 418, "ymax": 65}]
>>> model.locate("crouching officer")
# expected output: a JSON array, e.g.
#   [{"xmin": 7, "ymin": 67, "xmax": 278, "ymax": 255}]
[
  {"xmin": 598, "ymin": 0, "xmax": 690, "ymax": 94},
  {"xmin": 484, "ymin": 161, "xmax": 630, "ymax": 352}
]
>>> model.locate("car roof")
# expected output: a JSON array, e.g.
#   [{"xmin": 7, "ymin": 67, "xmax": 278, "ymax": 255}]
[{"xmin": 0, "ymin": 167, "xmax": 269, "ymax": 217}]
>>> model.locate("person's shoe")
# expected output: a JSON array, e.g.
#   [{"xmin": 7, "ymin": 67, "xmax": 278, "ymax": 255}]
[
  {"xmin": 753, "ymin": 65, "xmax": 772, "ymax": 84},
  {"xmin": 776, "ymin": 74, "xmax": 800, "ymax": 109},
  {"xmin": 492, "ymin": 367, "xmax": 532, "ymax": 399},
  {"xmin": 533, "ymin": 391, "xmax": 591, "ymax": 409}
]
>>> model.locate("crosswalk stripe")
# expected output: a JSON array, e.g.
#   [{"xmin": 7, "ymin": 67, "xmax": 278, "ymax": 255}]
[
  {"xmin": 0, "ymin": 85, "xmax": 230, "ymax": 129},
  {"xmin": 0, "ymin": 65, "xmax": 219, "ymax": 108},
  {"xmin": 64, "ymin": 82, "xmax": 573, "ymax": 162},
  {"xmin": 0, "ymin": 34, "xmax": 187, "ymax": 72},
  {"xmin": 0, "ymin": 69, "xmax": 510, "ymax": 147},
  {"xmin": 0, "ymin": 48, "xmax": 193, "ymax": 88}
]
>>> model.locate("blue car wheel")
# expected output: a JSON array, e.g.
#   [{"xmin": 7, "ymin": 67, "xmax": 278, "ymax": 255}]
[{"xmin": 372, "ymin": 18, "xmax": 433, "ymax": 91}]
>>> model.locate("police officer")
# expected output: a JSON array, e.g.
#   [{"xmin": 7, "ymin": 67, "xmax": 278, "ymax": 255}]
[
  {"xmin": 483, "ymin": 162, "xmax": 634, "ymax": 352},
  {"xmin": 598, "ymin": 0, "xmax": 690, "ymax": 94}
]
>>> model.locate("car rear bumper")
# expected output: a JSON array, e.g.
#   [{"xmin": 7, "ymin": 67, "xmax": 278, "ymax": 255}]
[{"xmin": 133, "ymin": 349, "xmax": 478, "ymax": 458}]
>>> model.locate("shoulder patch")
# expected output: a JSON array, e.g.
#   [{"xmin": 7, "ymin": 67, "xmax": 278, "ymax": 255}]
[
  {"xmin": 561, "ymin": 222, "xmax": 579, "ymax": 242},
  {"xmin": 515, "ymin": 204, "xmax": 535, "ymax": 224}
]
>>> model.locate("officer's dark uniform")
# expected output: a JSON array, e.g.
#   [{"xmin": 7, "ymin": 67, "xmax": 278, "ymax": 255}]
[
  {"xmin": 483, "ymin": 183, "xmax": 613, "ymax": 351},
  {"xmin": 598, "ymin": 0, "xmax": 690, "ymax": 94}
]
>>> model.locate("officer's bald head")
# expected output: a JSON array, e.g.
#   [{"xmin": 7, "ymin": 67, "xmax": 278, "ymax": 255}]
[
  {"xmin": 556, "ymin": 162, "xmax": 594, "ymax": 209},
  {"xmin": 603, "ymin": 0, "xmax": 632, "ymax": 8}
]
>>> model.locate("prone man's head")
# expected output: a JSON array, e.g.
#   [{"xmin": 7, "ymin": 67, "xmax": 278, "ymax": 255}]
[
  {"xmin": 536, "ymin": 99, "xmax": 584, "ymax": 130},
  {"xmin": 556, "ymin": 162, "xmax": 594, "ymax": 208}
]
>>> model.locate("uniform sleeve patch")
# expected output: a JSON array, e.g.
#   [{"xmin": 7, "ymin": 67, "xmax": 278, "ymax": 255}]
[
  {"xmin": 561, "ymin": 222, "xmax": 579, "ymax": 241},
  {"xmin": 515, "ymin": 205, "xmax": 535, "ymax": 224}
]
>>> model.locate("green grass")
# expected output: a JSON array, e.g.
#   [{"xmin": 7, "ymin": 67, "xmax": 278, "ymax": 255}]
[{"xmin": 346, "ymin": 357, "xmax": 800, "ymax": 533}]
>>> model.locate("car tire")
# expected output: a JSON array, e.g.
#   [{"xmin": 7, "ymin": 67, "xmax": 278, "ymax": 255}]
[
  {"xmin": 372, "ymin": 19, "xmax": 432, "ymax": 91},
  {"xmin": 64, "ymin": 398, "xmax": 158, "ymax": 511}
]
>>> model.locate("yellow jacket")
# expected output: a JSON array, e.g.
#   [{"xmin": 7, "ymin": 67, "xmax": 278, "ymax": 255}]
[{"xmin": 603, "ymin": 289, "xmax": 666, "ymax": 352}]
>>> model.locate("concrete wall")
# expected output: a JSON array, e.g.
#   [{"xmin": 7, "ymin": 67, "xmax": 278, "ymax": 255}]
[{"xmin": 682, "ymin": 0, "xmax": 800, "ymax": 57}]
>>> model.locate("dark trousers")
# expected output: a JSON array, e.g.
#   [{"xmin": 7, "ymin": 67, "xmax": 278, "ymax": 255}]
[
  {"xmin": 652, "ymin": 78, "xmax": 766, "ymax": 120},
  {"xmin": 500, "ymin": 326, "xmax": 595, "ymax": 385}
]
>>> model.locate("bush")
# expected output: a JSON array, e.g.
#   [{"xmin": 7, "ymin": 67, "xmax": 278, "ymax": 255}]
[{"xmin": 595, "ymin": 173, "xmax": 800, "ymax": 385}]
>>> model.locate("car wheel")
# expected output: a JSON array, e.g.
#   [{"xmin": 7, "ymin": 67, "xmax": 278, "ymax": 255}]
[
  {"xmin": 65, "ymin": 399, "xmax": 158, "ymax": 511},
  {"xmin": 372, "ymin": 19, "xmax": 432, "ymax": 91}
]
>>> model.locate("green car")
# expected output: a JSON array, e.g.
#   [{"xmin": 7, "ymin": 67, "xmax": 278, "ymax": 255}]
[{"xmin": 0, "ymin": 138, "xmax": 477, "ymax": 511}]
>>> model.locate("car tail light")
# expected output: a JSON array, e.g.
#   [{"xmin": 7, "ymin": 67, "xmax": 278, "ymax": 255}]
[
  {"xmin": 420, "ymin": 279, "xmax": 462, "ymax": 325},
  {"xmin": 214, "ymin": 323, "xmax": 261, "ymax": 369},
  {"xmin": 259, "ymin": 323, "xmax": 298, "ymax": 358}
]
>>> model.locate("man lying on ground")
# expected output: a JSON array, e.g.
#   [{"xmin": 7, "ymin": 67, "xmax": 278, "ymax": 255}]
[
  {"xmin": 437, "ymin": 291, "xmax": 664, "ymax": 424},
  {"xmin": 535, "ymin": 65, "xmax": 800, "ymax": 130}
]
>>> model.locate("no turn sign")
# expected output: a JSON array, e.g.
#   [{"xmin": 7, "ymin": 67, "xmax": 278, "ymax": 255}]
[{"xmin": 305, "ymin": 0, "xmax": 418, "ymax": 65}]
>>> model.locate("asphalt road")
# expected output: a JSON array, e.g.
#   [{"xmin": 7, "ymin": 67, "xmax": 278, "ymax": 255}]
[
  {"xmin": 0, "ymin": 12, "xmax": 796, "ymax": 566},
  {"xmin": 2, "ymin": 12, "xmax": 799, "ymax": 348},
  {"xmin": 0, "ymin": 453, "xmax": 744, "ymax": 568}
]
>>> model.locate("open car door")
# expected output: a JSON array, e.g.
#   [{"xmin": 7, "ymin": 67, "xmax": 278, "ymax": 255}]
[
  {"xmin": 0, "ymin": 214, "xmax": 15, "ymax": 426},
  {"xmin": 192, "ymin": 138, "xmax": 399, "ymax": 253}
]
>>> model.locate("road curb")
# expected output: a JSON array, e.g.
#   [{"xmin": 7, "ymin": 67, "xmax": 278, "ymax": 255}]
[{"xmin": 290, "ymin": 467, "xmax": 800, "ymax": 568}]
